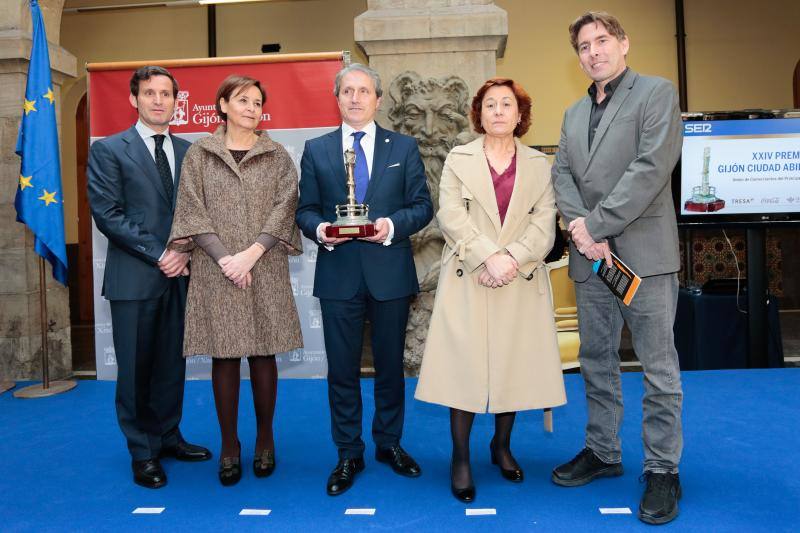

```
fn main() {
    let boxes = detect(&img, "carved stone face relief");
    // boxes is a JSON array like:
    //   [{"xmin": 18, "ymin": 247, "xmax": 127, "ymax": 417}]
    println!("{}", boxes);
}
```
[
  {"xmin": 388, "ymin": 72, "xmax": 471, "ymax": 212},
  {"xmin": 387, "ymin": 72, "xmax": 474, "ymax": 373}
]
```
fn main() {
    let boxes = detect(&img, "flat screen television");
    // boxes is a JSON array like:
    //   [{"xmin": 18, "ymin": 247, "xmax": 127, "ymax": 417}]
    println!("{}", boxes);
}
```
[{"xmin": 672, "ymin": 110, "xmax": 800, "ymax": 227}]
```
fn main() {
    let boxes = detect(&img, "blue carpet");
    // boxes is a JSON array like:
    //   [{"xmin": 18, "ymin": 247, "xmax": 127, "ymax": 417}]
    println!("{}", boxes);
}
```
[{"xmin": 1, "ymin": 370, "xmax": 799, "ymax": 532}]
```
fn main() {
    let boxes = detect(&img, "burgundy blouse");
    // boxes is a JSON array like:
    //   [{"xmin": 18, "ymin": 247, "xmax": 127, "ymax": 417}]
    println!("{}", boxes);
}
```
[{"xmin": 488, "ymin": 153, "xmax": 517, "ymax": 225}]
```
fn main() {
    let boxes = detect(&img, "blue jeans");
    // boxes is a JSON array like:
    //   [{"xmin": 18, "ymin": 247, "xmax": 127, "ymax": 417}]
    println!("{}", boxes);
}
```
[{"xmin": 574, "ymin": 272, "xmax": 683, "ymax": 473}]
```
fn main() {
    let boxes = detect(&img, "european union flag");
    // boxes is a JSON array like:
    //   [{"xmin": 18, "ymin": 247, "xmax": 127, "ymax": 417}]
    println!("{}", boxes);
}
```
[{"xmin": 15, "ymin": 0, "xmax": 68, "ymax": 285}]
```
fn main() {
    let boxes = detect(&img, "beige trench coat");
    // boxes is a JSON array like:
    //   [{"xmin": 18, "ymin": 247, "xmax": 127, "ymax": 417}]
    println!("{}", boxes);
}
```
[
  {"xmin": 169, "ymin": 126, "xmax": 303, "ymax": 358},
  {"xmin": 415, "ymin": 137, "xmax": 566, "ymax": 413}
]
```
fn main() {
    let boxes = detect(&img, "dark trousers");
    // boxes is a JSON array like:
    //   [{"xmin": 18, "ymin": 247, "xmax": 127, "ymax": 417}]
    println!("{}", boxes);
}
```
[
  {"xmin": 110, "ymin": 280, "xmax": 187, "ymax": 461},
  {"xmin": 320, "ymin": 277, "xmax": 410, "ymax": 459}
]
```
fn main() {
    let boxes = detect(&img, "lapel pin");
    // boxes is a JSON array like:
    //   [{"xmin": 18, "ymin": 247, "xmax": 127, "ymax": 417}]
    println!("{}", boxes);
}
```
[{"xmin": 385, "ymin": 138, "xmax": 390, "ymax": 143}]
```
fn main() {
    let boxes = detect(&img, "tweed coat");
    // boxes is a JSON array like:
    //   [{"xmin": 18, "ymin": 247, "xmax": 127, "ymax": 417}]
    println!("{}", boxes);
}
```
[
  {"xmin": 169, "ymin": 126, "xmax": 303, "ymax": 358},
  {"xmin": 415, "ymin": 137, "xmax": 566, "ymax": 413}
]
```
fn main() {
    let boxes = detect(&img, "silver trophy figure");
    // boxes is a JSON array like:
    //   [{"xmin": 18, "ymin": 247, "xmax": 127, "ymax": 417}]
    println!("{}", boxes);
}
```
[{"xmin": 326, "ymin": 148, "xmax": 376, "ymax": 237}]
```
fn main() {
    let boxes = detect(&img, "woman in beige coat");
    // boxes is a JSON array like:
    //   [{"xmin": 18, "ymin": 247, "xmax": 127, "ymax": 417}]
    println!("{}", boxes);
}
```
[
  {"xmin": 415, "ymin": 78, "xmax": 566, "ymax": 502},
  {"xmin": 169, "ymin": 75, "xmax": 303, "ymax": 486}
]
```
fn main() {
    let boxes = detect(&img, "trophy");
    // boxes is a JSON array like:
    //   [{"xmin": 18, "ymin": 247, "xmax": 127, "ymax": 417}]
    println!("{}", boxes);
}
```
[
  {"xmin": 684, "ymin": 146, "xmax": 725, "ymax": 212},
  {"xmin": 325, "ymin": 148, "xmax": 376, "ymax": 238}
]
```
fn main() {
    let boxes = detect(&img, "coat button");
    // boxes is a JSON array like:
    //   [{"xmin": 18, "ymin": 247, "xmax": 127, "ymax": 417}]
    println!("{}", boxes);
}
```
[{"xmin": 456, "ymin": 269, "xmax": 463, "ymax": 277}]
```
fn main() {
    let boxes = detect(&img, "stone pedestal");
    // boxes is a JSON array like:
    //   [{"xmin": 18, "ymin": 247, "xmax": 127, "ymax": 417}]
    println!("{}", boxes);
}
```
[
  {"xmin": 0, "ymin": 0, "xmax": 76, "ymax": 381},
  {"xmin": 355, "ymin": 0, "xmax": 507, "ymax": 373}
]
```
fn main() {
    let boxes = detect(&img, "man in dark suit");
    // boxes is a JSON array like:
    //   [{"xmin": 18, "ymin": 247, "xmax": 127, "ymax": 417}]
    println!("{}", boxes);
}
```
[
  {"xmin": 550, "ymin": 12, "xmax": 684, "ymax": 525},
  {"xmin": 296, "ymin": 63, "xmax": 433, "ymax": 496},
  {"xmin": 88, "ymin": 66, "xmax": 211, "ymax": 489}
]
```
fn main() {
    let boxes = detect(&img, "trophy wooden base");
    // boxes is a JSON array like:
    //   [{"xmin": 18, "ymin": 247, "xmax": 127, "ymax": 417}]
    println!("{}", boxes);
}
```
[
  {"xmin": 685, "ymin": 199, "xmax": 726, "ymax": 212},
  {"xmin": 326, "ymin": 223, "xmax": 376, "ymax": 238}
]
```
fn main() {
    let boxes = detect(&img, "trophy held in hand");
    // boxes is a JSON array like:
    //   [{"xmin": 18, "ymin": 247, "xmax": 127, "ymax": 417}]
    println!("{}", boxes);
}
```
[{"xmin": 325, "ymin": 148, "xmax": 376, "ymax": 238}]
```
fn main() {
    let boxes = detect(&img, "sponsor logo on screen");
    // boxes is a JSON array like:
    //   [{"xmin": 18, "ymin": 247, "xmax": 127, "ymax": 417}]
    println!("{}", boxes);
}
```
[{"xmin": 685, "ymin": 123, "xmax": 712, "ymax": 134}]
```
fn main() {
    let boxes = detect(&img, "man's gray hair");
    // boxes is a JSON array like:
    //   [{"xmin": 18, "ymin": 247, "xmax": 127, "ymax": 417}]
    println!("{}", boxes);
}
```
[{"xmin": 333, "ymin": 63, "xmax": 383, "ymax": 98}]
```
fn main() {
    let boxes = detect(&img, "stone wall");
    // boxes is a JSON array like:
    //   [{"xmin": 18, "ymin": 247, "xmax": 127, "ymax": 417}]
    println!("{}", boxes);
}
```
[{"xmin": 0, "ymin": 0, "xmax": 76, "ymax": 380}]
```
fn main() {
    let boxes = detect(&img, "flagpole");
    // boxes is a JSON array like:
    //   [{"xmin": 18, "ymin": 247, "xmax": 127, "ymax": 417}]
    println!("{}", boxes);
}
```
[
  {"xmin": 13, "ymin": 258, "xmax": 76, "ymax": 399},
  {"xmin": 13, "ymin": 0, "xmax": 75, "ymax": 399}
]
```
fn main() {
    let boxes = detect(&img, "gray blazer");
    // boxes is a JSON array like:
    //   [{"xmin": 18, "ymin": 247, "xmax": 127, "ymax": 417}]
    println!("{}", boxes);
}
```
[{"xmin": 552, "ymin": 69, "xmax": 683, "ymax": 282}]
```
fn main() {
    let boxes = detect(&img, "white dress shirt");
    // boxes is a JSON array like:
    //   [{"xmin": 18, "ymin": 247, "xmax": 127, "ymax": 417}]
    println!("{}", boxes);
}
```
[
  {"xmin": 135, "ymin": 120, "xmax": 176, "ymax": 181},
  {"xmin": 316, "ymin": 121, "xmax": 394, "ymax": 247},
  {"xmin": 341, "ymin": 121, "xmax": 376, "ymax": 176}
]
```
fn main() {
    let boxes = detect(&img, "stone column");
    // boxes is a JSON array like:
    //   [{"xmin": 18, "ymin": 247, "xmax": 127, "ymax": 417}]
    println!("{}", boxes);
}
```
[
  {"xmin": 0, "ymin": 0, "xmax": 76, "ymax": 380},
  {"xmin": 356, "ymin": 0, "xmax": 507, "ymax": 116},
  {"xmin": 355, "ymin": 0, "xmax": 507, "ymax": 373}
]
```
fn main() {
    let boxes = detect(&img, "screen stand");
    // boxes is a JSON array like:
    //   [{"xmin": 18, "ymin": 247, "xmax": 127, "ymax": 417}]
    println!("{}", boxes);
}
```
[
  {"xmin": 683, "ymin": 228, "xmax": 694, "ymax": 286},
  {"xmin": 746, "ymin": 228, "xmax": 769, "ymax": 368}
]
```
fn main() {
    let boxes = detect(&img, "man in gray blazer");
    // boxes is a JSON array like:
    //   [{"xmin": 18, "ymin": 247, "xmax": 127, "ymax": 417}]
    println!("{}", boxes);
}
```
[{"xmin": 550, "ymin": 12, "xmax": 684, "ymax": 525}]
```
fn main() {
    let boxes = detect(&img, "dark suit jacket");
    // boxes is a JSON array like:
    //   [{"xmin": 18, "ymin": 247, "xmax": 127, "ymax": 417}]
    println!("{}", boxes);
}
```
[
  {"xmin": 552, "ymin": 69, "xmax": 683, "ymax": 281},
  {"xmin": 296, "ymin": 124, "xmax": 433, "ymax": 301},
  {"xmin": 88, "ymin": 125, "xmax": 190, "ymax": 300}
]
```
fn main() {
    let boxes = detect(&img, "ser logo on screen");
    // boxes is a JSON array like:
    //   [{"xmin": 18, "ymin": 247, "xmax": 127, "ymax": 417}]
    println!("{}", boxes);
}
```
[{"xmin": 685, "ymin": 123, "xmax": 712, "ymax": 134}]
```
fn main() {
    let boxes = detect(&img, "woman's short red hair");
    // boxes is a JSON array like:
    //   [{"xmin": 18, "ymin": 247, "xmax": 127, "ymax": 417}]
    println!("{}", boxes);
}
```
[{"xmin": 470, "ymin": 77, "xmax": 532, "ymax": 137}]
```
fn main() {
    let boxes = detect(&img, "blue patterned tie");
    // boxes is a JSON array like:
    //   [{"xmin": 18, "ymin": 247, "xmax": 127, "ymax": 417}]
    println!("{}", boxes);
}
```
[{"xmin": 351, "ymin": 131, "xmax": 369, "ymax": 203}]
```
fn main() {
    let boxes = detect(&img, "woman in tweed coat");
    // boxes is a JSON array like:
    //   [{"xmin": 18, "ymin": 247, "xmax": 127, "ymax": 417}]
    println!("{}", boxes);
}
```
[{"xmin": 169, "ymin": 75, "xmax": 303, "ymax": 486}]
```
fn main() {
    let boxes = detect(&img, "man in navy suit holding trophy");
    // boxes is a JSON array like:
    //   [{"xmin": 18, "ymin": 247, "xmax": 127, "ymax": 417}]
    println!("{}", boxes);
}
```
[{"xmin": 296, "ymin": 63, "xmax": 433, "ymax": 496}]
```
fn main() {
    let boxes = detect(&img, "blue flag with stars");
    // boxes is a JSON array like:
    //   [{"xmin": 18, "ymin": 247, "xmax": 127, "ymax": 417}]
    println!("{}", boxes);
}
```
[{"xmin": 15, "ymin": 0, "xmax": 68, "ymax": 285}]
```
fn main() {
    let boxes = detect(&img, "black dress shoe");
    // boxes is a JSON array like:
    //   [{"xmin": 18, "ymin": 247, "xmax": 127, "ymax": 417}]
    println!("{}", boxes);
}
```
[
  {"xmin": 375, "ymin": 445, "xmax": 421, "ymax": 477},
  {"xmin": 253, "ymin": 449, "xmax": 275, "ymax": 478},
  {"xmin": 450, "ymin": 463, "xmax": 475, "ymax": 503},
  {"xmin": 638, "ymin": 472, "xmax": 682, "ymax": 525},
  {"xmin": 132, "ymin": 459, "xmax": 167, "ymax": 489},
  {"xmin": 551, "ymin": 447, "xmax": 623, "ymax": 487},
  {"xmin": 490, "ymin": 441, "xmax": 523, "ymax": 482},
  {"xmin": 161, "ymin": 439, "xmax": 212, "ymax": 462},
  {"xmin": 326, "ymin": 457, "xmax": 365, "ymax": 496}
]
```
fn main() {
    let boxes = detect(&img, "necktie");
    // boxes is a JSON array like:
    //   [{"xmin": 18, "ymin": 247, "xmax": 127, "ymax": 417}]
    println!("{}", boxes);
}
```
[
  {"xmin": 152, "ymin": 134, "xmax": 174, "ymax": 201},
  {"xmin": 351, "ymin": 131, "xmax": 369, "ymax": 204}
]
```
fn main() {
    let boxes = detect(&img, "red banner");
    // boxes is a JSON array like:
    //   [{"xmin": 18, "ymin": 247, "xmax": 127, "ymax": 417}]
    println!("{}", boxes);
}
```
[
  {"xmin": 88, "ymin": 54, "xmax": 344, "ymax": 380},
  {"xmin": 88, "ymin": 57, "xmax": 343, "ymax": 137}
]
